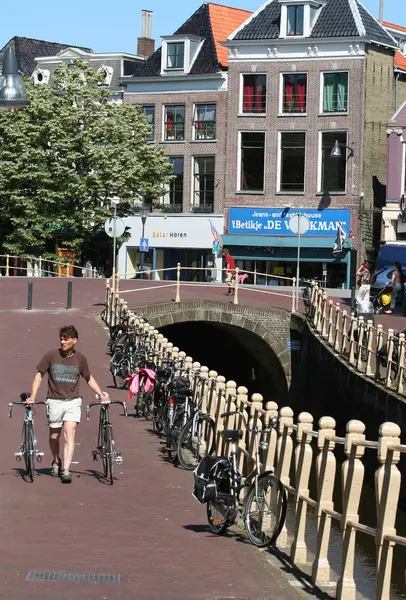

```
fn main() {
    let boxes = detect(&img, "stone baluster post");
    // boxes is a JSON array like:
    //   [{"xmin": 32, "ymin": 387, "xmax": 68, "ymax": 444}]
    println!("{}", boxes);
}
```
[
  {"xmin": 184, "ymin": 356, "xmax": 193, "ymax": 370},
  {"xmin": 165, "ymin": 342, "xmax": 173, "ymax": 361},
  {"xmin": 334, "ymin": 303, "xmax": 342, "ymax": 351},
  {"xmin": 105, "ymin": 282, "xmax": 111, "ymax": 324},
  {"xmin": 312, "ymin": 285, "xmax": 320, "ymax": 328},
  {"xmin": 312, "ymin": 416, "xmax": 336, "ymax": 586},
  {"xmin": 375, "ymin": 422, "xmax": 402, "ymax": 600},
  {"xmin": 327, "ymin": 301, "xmax": 335, "ymax": 345},
  {"xmin": 340, "ymin": 310, "xmax": 348, "ymax": 355},
  {"xmin": 276, "ymin": 406, "xmax": 294, "ymax": 548},
  {"xmin": 247, "ymin": 393, "xmax": 263, "ymax": 461},
  {"xmin": 291, "ymin": 412, "xmax": 314, "ymax": 565},
  {"xmin": 336, "ymin": 420, "xmax": 366, "ymax": 600},
  {"xmin": 385, "ymin": 329, "xmax": 395, "ymax": 388},
  {"xmin": 348, "ymin": 313, "xmax": 357, "ymax": 366},
  {"xmin": 356, "ymin": 316, "xmax": 365, "ymax": 372},
  {"xmin": 263, "ymin": 401, "xmax": 279, "ymax": 472},
  {"xmin": 375, "ymin": 324, "xmax": 384, "ymax": 380},
  {"xmin": 364, "ymin": 319, "xmax": 374, "ymax": 377},
  {"xmin": 396, "ymin": 332, "xmax": 405, "ymax": 394},
  {"xmin": 321, "ymin": 292, "xmax": 329, "ymax": 338}
]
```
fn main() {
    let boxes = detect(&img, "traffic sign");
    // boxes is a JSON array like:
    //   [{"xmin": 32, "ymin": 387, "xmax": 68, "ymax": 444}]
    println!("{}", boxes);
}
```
[
  {"xmin": 212, "ymin": 242, "xmax": 220, "ymax": 255},
  {"xmin": 140, "ymin": 238, "xmax": 149, "ymax": 252},
  {"xmin": 104, "ymin": 217, "xmax": 125, "ymax": 238},
  {"xmin": 289, "ymin": 214, "xmax": 310, "ymax": 235}
]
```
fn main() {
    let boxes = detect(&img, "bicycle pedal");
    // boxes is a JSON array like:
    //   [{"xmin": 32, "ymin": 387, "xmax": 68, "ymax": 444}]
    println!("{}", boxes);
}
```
[
  {"xmin": 115, "ymin": 455, "xmax": 123, "ymax": 464},
  {"xmin": 14, "ymin": 452, "xmax": 22, "ymax": 461},
  {"xmin": 92, "ymin": 451, "xmax": 98, "ymax": 461},
  {"xmin": 36, "ymin": 454, "xmax": 43, "ymax": 463}
]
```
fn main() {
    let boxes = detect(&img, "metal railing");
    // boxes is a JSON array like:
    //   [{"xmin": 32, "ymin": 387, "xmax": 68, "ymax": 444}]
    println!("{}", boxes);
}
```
[
  {"xmin": 106, "ymin": 263, "xmax": 296, "ymax": 313},
  {"xmin": 309, "ymin": 283, "xmax": 406, "ymax": 396},
  {"xmin": 0, "ymin": 254, "xmax": 99, "ymax": 279},
  {"xmin": 103, "ymin": 295, "xmax": 406, "ymax": 600}
]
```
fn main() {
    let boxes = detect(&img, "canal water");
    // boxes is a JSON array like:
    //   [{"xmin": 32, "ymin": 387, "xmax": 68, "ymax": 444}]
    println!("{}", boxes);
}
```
[{"xmin": 160, "ymin": 321, "xmax": 406, "ymax": 600}]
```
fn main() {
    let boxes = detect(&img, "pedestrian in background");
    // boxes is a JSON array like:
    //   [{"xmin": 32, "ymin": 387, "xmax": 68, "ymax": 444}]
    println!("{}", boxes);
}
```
[
  {"xmin": 355, "ymin": 260, "xmax": 371, "ymax": 309},
  {"xmin": 222, "ymin": 248, "xmax": 236, "ymax": 296},
  {"xmin": 385, "ymin": 262, "xmax": 405, "ymax": 314}
]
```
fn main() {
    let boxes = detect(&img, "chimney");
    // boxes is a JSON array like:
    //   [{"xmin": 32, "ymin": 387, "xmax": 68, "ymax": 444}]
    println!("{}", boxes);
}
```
[{"xmin": 137, "ymin": 10, "xmax": 155, "ymax": 58}]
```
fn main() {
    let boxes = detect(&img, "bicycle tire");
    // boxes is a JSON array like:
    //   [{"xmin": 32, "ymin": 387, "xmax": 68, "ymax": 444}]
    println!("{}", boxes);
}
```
[
  {"xmin": 103, "ymin": 423, "xmax": 114, "ymax": 485},
  {"xmin": 134, "ymin": 379, "xmax": 146, "ymax": 418},
  {"xmin": 177, "ymin": 416, "xmax": 215, "ymax": 471},
  {"xmin": 244, "ymin": 472, "xmax": 287, "ymax": 548},
  {"xmin": 206, "ymin": 499, "xmax": 232, "ymax": 534},
  {"xmin": 24, "ymin": 422, "xmax": 35, "ymax": 482},
  {"xmin": 112, "ymin": 358, "xmax": 130, "ymax": 389},
  {"xmin": 142, "ymin": 389, "xmax": 155, "ymax": 420}
]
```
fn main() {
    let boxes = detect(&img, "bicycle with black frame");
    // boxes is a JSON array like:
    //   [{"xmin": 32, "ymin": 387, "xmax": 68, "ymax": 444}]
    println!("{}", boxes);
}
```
[
  {"xmin": 193, "ymin": 410, "xmax": 287, "ymax": 548},
  {"xmin": 86, "ymin": 396, "xmax": 128, "ymax": 485},
  {"xmin": 8, "ymin": 392, "xmax": 47, "ymax": 482}
]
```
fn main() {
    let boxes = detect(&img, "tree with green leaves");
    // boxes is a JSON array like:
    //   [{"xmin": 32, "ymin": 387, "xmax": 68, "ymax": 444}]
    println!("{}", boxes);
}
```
[{"xmin": 0, "ymin": 59, "xmax": 172, "ymax": 257}]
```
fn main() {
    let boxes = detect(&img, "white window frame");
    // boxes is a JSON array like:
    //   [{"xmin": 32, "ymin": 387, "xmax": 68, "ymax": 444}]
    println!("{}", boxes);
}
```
[
  {"xmin": 319, "ymin": 70, "xmax": 349, "ymax": 115},
  {"xmin": 192, "ymin": 103, "xmax": 217, "ymax": 141},
  {"xmin": 279, "ymin": 72, "xmax": 308, "ymax": 116},
  {"xmin": 237, "ymin": 130, "xmax": 266, "ymax": 193},
  {"xmin": 277, "ymin": 131, "xmax": 307, "ymax": 193},
  {"xmin": 161, "ymin": 36, "xmax": 204, "ymax": 75},
  {"xmin": 317, "ymin": 130, "xmax": 348, "ymax": 193},
  {"xmin": 162, "ymin": 156, "xmax": 184, "ymax": 206},
  {"xmin": 192, "ymin": 155, "xmax": 216, "ymax": 208},
  {"xmin": 239, "ymin": 73, "xmax": 268, "ymax": 115}
]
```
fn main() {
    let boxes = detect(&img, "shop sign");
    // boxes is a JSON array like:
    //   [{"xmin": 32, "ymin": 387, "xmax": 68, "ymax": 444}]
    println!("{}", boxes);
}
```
[
  {"xmin": 152, "ymin": 232, "xmax": 187, "ymax": 238},
  {"xmin": 228, "ymin": 208, "xmax": 350, "ymax": 237}
]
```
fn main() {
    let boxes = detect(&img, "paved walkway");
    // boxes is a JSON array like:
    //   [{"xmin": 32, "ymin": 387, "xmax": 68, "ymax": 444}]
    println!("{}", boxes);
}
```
[{"xmin": 0, "ymin": 278, "xmax": 303, "ymax": 600}]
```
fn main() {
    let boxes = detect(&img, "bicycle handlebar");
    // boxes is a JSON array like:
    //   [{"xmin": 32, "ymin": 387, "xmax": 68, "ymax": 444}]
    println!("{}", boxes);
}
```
[
  {"xmin": 86, "ymin": 400, "xmax": 128, "ymax": 420},
  {"xmin": 8, "ymin": 400, "xmax": 46, "ymax": 418}
]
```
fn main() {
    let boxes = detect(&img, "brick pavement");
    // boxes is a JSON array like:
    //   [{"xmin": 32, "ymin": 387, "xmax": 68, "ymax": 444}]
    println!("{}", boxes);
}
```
[{"xmin": 0, "ymin": 278, "xmax": 304, "ymax": 600}]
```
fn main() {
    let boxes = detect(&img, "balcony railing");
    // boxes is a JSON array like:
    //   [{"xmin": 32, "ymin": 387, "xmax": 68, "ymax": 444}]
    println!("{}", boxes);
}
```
[
  {"xmin": 193, "ymin": 121, "xmax": 216, "ymax": 140},
  {"xmin": 191, "ymin": 204, "xmax": 214, "ymax": 213}
]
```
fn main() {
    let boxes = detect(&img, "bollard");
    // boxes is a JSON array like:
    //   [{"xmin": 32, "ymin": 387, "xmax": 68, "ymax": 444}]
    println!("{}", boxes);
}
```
[
  {"xmin": 27, "ymin": 281, "xmax": 33, "ymax": 310},
  {"xmin": 66, "ymin": 281, "xmax": 72, "ymax": 310}
]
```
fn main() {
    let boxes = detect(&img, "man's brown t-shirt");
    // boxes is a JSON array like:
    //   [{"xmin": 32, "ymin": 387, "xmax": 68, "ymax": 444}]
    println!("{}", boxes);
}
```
[{"xmin": 36, "ymin": 349, "xmax": 91, "ymax": 400}]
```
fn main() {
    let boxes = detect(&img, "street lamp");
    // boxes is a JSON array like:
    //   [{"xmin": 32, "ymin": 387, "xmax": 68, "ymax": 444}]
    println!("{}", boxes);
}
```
[
  {"xmin": 330, "ymin": 140, "xmax": 354, "ymax": 160},
  {"xmin": 110, "ymin": 199, "xmax": 120, "ymax": 281},
  {"xmin": 139, "ymin": 202, "xmax": 150, "ymax": 279},
  {"xmin": 0, "ymin": 45, "xmax": 30, "ymax": 108}
]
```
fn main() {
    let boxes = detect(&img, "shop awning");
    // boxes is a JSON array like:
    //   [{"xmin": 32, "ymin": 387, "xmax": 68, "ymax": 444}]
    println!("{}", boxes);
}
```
[{"xmin": 221, "ymin": 234, "xmax": 350, "ymax": 249}]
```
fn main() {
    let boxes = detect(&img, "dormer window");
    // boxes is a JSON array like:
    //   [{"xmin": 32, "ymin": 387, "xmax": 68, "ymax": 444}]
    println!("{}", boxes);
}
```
[
  {"xmin": 167, "ymin": 42, "xmax": 184, "ymax": 69},
  {"xmin": 161, "ymin": 35, "xmax": 204, "ymax": 75},
  {"xmin": 287, "ymin": 5, "xmax": 304, "ymax": 36}
]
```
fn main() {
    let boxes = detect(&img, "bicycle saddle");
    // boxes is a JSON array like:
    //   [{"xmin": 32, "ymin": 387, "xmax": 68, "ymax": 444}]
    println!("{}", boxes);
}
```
[{"xmin": 221, "ymin": 429, "xmax": 244, "ymax": 442}]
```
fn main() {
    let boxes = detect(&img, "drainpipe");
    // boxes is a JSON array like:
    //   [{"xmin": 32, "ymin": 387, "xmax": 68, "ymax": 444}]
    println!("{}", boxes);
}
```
[{"xmin": 395, "ymin": 72, "xmax": 400, "ymax": 112}]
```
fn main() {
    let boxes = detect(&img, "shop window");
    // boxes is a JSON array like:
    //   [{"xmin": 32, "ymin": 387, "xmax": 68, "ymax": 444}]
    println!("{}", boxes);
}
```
[
  {"xmin": 279, "ymin": 132, "xmax": 306, "ymax": 192},
  {"xmin": 167, "ymin": 42, "xmax": 184, "ymax": 69},
  {"xmin": 141, "ymin": 105, "xmax": 155, "ymax": 140},
  {"xmin": 320, "ymin": 131, "xmax": 347, "ymax": 193},
  {"xmin": 163, "ymin": 157, "xmax": 184, "ymax": 211},
  {"xmin": 164, "ymin": 105, "xmax": 185, "ymax": 141},
  {"xmin": 323, "ymin": 72, "xmax": 348, "ymax": 113},
  {"xmin": 287, "ymin": 5, "xmax": 304, "ymax": 36},
  {"xmin": 242, "ymin": 74, "xmax": 267, "ymax": 114},
  {"xmin": 193, "ymin": 156, "xmax": 214, "ymax": 211},
  {"xmin": 193, "ymin": 103, "xmax": 216, "ymax": 140},
  {"xmin": 239, "ymin": 132, "xmax": 265, "ymax": 192},
  {"xmin": 282, "ymin": 74, "xmax": 307, "ymax": 113}
]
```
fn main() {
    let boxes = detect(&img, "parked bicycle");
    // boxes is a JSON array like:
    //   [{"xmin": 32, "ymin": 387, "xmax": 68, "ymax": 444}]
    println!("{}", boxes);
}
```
[
  {"xmin": 87, "ymin": 397, "xmax": 128, "ymax": 485},
  {"xmin": 193, "ymin": 410, "xmax": 287, "ymax": 548},
  {"xmin": 8, "ymin": 392, "xmax": 47, "ymax": 482}
]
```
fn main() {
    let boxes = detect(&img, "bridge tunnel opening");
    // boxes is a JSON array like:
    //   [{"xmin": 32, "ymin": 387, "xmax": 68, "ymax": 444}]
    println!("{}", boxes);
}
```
[{"xmin": 159, "ymin": 320, "xmax": 289, "ymax": 404}]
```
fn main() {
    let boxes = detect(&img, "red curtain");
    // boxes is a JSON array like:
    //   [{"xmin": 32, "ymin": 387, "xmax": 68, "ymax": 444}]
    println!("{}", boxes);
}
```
[
  {"xmin": 167, "ymin": 112, "xmax": 173, "ymax": 133},
  {"xmin": 297, "ymin": 80, "xmax": 306, "ymax": 112},
  {"xmin": 284, "ymin": 78, "xmax": 294, "ymax": 110},
  {"xmin": 256, "ymin": 84, "xmax": 264, "ymax": 112},
  {"xmin": 243, "ymin": 77, "xmax": 254, "ymax": 112}
]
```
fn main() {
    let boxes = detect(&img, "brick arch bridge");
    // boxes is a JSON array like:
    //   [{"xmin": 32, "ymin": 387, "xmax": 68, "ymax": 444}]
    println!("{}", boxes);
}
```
[{"xmin": 129, "ymin": 299, "xmax": 297, "ymax": 395}]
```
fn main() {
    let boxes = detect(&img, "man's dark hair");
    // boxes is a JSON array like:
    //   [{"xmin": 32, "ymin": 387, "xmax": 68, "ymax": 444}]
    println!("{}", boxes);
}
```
[{"xmin": 59, "ymin": 325, "xmax": 78, "ymax": 339}]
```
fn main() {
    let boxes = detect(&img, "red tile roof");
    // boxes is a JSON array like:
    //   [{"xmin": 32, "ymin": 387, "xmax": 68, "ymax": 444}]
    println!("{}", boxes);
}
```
[
  {"xmin": 383, "ymin": 20, "xmax": 406, "ymax": 33},
  {"xmin": 208, "ymin": 3, "xmax": 252, "ymax": 68},
  {"xmin": 395, "ymin": 50, "xmax": 406, "ymax": 72}
]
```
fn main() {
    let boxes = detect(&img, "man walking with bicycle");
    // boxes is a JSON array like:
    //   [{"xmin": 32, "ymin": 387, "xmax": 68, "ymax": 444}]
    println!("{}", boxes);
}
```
[{"xmin": 27, "ymin": 325, "xmax": 109, "ymax": 483}]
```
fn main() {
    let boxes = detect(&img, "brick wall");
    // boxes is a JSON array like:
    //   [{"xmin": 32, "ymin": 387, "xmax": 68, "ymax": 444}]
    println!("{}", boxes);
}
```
[
  {"xmin": 125, "ymin": 91, "xmax": 228, "ymax": 213},
  {"xmin": 223, "ymin": 58, "xmax": 365, "ymax": 252}
]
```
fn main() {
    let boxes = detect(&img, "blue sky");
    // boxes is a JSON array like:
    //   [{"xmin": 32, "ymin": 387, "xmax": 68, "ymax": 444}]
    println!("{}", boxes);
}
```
[{"xmin": 0, "ymin": 0, "xmax": 403, "ymax": 54}]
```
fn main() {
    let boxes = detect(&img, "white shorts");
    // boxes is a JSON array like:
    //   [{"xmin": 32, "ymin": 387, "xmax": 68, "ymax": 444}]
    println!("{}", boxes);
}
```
[{"xmin": 46, "ymin": 398, "xmax": 82, "ymax": 428}]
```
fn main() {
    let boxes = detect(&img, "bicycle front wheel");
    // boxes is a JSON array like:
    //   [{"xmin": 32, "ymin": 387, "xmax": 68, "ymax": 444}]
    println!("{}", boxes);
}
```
[
  {"xmin": 177, "ymin": 416, "xmax": 215, "ymax": 471},
  {"xmin": 112, "ymin": 358, "xmax": 130, "ymax": 389},
  {"xmin": 24, "ymin": 423, "xmax": 35, "ymax": 482},
  {"xmin": 102, "ymin": 424, "xmax": 114, "ymax": 485},
  {"xmin": 244, "ymin": 472, "xmax": 287, "ymax": 548}
]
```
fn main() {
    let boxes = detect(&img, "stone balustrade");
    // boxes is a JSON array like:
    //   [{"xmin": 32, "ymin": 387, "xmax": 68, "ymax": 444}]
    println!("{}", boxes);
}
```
[{"xmin": 104, "ymin": 281, "xmax": 406, "ymax": 599}]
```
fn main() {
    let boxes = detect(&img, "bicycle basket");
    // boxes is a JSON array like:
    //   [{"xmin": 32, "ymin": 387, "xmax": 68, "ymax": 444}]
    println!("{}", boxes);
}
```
[{"xmin": 192, "ymin": 456, "xmax": 230, "ymax": 504}]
